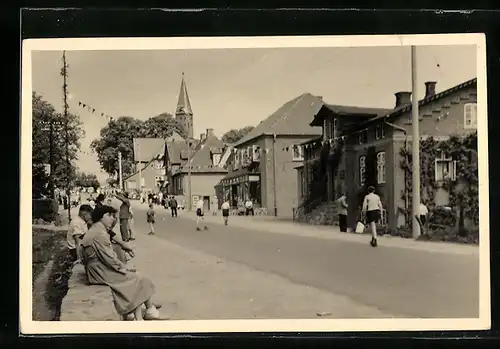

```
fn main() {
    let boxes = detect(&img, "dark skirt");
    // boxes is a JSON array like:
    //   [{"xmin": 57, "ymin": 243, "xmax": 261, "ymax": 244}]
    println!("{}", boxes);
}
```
[
  {"xmin": 196, "ymin": 208, "xmax": 204, "ymax": 217},
  {"xmin": 366, "ymin": 210, "xmax": 380, "ymax": 224},
  {"xmin": 222, "ymin": 209, "xmax": 229, "ymax": 217}
]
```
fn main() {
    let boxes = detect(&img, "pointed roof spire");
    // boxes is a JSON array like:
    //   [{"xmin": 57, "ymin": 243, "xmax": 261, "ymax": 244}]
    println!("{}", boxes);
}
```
[{"xmin": 176, "ymin": 72, "xmax": 193, "ymax": 115}]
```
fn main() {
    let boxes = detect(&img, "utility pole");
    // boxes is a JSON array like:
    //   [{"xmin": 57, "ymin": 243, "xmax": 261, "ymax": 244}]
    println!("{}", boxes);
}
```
[
  {"xmin": 137, "ymin": 142, "xmax": 143, "ymax": 192},
  {"xmin": 118, "ymin": 151, "xmax": 123, "ymax": 191},
  {"xmin": 187, "ymin": 138, "xmax": 192, "ymax": 211},
  {"xmin": 61, "ymin": 50, "xmax": 71, "ymax": 222},
  {"xmin": 272, "ymin": 133, "xmax": 278, "ymax": 216},
  {"xmin": 411, "ymin": 45, "xmax": 421, "ymax": 239}
]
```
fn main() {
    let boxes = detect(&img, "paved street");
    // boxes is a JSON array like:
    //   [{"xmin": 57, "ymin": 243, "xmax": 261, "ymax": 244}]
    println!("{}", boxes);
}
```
[{"xmin": 124, "ymin": 200, "xmax": 479, "ymax": 319}]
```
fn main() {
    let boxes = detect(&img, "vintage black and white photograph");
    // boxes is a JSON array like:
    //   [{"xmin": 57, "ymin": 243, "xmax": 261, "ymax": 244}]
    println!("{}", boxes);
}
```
[{"xmin": 21, "ymin": 34, "xmax": 489, "ymax": 334}]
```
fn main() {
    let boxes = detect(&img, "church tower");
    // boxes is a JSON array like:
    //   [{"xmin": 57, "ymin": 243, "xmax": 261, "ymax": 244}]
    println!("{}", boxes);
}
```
[{"xmin": 175, "ymin": 72, "xmax": 194, "ymax": 139}]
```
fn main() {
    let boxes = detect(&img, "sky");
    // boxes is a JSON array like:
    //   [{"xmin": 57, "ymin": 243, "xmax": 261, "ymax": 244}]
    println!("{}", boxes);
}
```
[{"xmin": 31, "ymin": 45, "xmax": 477, "ymax": 183}]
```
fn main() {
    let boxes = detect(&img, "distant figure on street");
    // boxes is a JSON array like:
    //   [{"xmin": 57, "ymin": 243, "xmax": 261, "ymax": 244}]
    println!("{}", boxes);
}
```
[
  {"xmin": 114, "ymin": 191, "xmax": 131, "ymax": 242},
  {"xmin": 147, "ymin": 204, "xmax": 156, "ymax": 235},
  {"xmin": 211, "ymin": 196, "xmax": 218, "ymax": 216},
  {"xmin": 362, "ymin": 186, "xmax": 383, "ymax": 247},
  {"xmin": 336, "ymin": 193, "xmax": 348, "ymax": 232},
  {"xmin": 416, "ymin": 201, "xmax": 429, "ymax": 235},
  {"xmin": 245, "ymin": 198, "xmax": 254, "ymax": 216},
  {"xmin": 221, "ymin": 199, "xmax": 230, "ymax": 226},
  {"xmin": 67, "ymin": 204, "xmax": 93, "ymax": 263},
  {"xmin": 95, "ymin": 194, "xmax": 105, "ymax": 209},
  {"xmin": 158, "ymin": 191, "xmax": 164, "ymax": 207},
  {"xmin": 196, "ymin": 197, "xmax": 208, "ymax": 231},
  {"xmin": 170, "ymin": 196, "xmax": 178, "ymax": 217},
  {"xmin": 148, "ymin": 193, "xmax": 153, "ymax": 205},
  {"xmin": 128, "ymin": 207, "xmax": 135, "ymax": 241}
]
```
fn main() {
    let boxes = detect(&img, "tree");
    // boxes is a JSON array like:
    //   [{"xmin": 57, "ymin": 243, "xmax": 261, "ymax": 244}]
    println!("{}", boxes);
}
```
[
  {"xmin": 74, "ymin": 172, "xmax": 100, "ymax": 190},
  {"xmin": 32, "ymin": 92, "xmax": 85, "ymax": 198},
  {"xmin": 91, "ymin": 113, "xmax": 185, "ymax": 177},
  {"xmin": 221, "ymin": 126, "xmax": 255, "ymax": 144}
]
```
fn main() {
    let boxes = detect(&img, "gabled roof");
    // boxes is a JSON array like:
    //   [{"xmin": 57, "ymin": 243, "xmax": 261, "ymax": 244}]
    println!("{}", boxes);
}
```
[
  {"xmin": 310, "ymin": 104, "xmax": 392, "ymax": 126},
  {"xmin": 175, "ymin": 72, "xmax": 193, "ymax": 115},
  {"xmin": 133, "ymin": 138, "xmax": 165, "ymax": 162},
  {"xmin": 357, "ymin": 77, "xmax": 477, "ymax": 129},
  {"xmin": 165, "ymin": 140, "xmax": 193, "ymax": 166},
  {"xmin": 233, "ymin": 93, "xmax": 324, "ymax": 147}
]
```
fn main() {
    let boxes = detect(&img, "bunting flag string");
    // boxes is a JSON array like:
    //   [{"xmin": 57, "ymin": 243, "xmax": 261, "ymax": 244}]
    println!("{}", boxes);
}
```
[{"xmin": 77, "ymin": 100, "xmax": 114, "ymax": 122}]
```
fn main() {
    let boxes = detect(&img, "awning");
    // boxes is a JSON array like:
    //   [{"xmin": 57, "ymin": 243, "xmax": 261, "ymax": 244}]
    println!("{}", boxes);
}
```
[{"xmin": 219, "ymin": 168, "xmax": 260, "ymax": 186}]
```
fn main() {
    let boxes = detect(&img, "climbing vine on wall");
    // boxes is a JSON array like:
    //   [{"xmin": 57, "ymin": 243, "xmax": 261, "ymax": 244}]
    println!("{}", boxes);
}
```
[
  {"xmin": 356, "ymin": 146, "xmax": 380, "ymax": 208},
  {"xmin": 399, "ymin": 132, "xmax": 478, "ymax": 231}
]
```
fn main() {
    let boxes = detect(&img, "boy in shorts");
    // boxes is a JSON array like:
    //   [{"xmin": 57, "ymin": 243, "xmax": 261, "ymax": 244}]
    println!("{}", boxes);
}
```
[
  {"xmin": 196, "ymin": 197, "xmax": 208, "ymax": 231},
  {"xmin": 221, "ymin": 199, "xmax": 230, "ymax": 226}
]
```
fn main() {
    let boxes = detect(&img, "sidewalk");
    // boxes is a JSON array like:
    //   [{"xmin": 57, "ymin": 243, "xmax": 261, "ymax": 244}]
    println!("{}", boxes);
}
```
[
  {"xmin": 131, "ymin": 201, "xmax": 479, "ymax": 256},
  {"xmin": 60, "ymin": 227, "xmax": 400, "ymax": 320}
]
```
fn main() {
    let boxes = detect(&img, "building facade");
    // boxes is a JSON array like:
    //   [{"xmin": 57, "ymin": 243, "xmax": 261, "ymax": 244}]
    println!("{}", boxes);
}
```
[
  {"xmin": 296, "ymin": 78, "xmax": 478, "ymax": 230},
  {"xmin": 216, "ymin": 93, "xmax": 323, "ymax": 218}
]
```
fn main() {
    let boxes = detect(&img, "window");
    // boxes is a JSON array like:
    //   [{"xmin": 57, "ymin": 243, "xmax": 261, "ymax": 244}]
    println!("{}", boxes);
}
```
[
  {"xmin": 359, "ymin": 156, "xmax": 366, "ymax": 186},
  {"xmin": 213, "ymin": 154, "xmax": 221, "ymax": 166},
  {"xmin": 154, "ymin": 160, "xmax": 164, "ymax": 169},
  {"xmin": 377, "ymin": 152, "xmax": 386, "ymax": 184},
  {"xmin": 358, "ymin": 129, "xmax": 368, "ymax": 144},
  {"xmin": 464, "ymin": 103, "xmax": 477, "ymax": 129},
  {"xmin": 324, "ymin": 119, "xmax": 335, "ymax": 140},
  {"xmin": 375, "ymin": 125, "xmax": 386, "ymax": 139},
  {"xmin": 435, "ymin": 152, "xmax": 457, "ymax": 181},
  {"xmin": 292, "ymin": 144, "xmax": 304, "ymax": 161}
]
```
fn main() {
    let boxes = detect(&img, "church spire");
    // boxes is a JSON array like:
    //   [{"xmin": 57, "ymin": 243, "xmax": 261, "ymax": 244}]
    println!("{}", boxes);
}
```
[
  {"xmin": 176, "ymin": 72, "xmax": 193, "ymax": 116},
  {"xmin": 175, "ymin": 72, "xmax": 194, "ymax": 139}
]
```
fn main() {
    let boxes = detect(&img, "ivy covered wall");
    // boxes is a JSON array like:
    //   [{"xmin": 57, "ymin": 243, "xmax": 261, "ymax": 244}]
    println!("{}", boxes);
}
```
[{"xmin": 399, "ymin": 132, "xmax": 478, "ymax": 233}]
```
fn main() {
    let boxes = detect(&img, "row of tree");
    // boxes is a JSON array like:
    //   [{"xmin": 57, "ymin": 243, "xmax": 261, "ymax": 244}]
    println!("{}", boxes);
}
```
[{"xmin": 91, "ymin": 116, "xmax": 254, "ymax": 179}]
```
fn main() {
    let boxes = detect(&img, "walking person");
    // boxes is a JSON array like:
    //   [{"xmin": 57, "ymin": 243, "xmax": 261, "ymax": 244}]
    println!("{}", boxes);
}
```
[
  {"xmin": 67, "ymin": 204, "xmax": 93, "ymax": 263},
  {"xmin": 170, "ymin": 196, "xmax": 178, "ymax": 217},
  {"xmin": 147, "ymin": 204, "xmax": 156, "ymax": 235},
  {"xmin": 195, "ymin": 197, "xmax": 208, "ymax": 231},
  {"xmin": 245, "ymin": 198, "xmax": 254, "ymax": 216},
  {"xmin": 416, "ymin": 201, "xmax": 429, "ymax": 236},
  {"xmin": 221, "ymin": 199, "xmax": 230, "ymax": 226},
  {"xmin": 336, "ymin": 193, "xmax": 348, "ymax": 232},
  {"xmin": 114, "ymin": 191, "xmax": 131, "ymax": 242},
  {"xmin": 211, "ymin": 196, "xmax": 218, "ymax": 216},
  {"xmin": 128, "ymin": 207, "xmax": 135, "ymax": 241},
  {"xmin": 362, "ymin": 186, "xmax": 383, "ymax": 247}
]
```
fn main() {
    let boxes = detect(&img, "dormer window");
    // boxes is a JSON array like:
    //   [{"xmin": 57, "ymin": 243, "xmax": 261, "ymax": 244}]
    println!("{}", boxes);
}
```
[
  {"xmin": 375, "ymin": 124, "xmax": 386, "ymax": 139},
  {"xmin": 213, "ymin": 153, "xmax": 221, "ymax": 166},
  {"xmin": 358, "ymin": 129, "xmax": 368, "ymax": 144},
  {"xmin": 324, "ymin": 118, "xmax": 335, "ymax": 140}
]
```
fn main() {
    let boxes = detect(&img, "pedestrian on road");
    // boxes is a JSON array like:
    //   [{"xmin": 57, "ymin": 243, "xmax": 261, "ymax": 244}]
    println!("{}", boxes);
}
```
[
  {"xmin": 80, "ymin": 205, "xmax": 163, "ymax": 321},
  {"xmin": 336, "ymin": 193, "xmax": 348, "ymax": 232},
  {"xmin": 221, "ymin": 199, "xmax": 230, "ymax": 226},
  {"xmin": 114, "ymin": 191, "xmax": 131, "ymax": 242},
  {"xmin": 67, "ymin": 204, "xmax": 93, "ymax": 263},
  {"xmin": 245, "ymin": 198, "xmax": 254, "ymax": 216},
  {"xmin": 128, "ymin": 207, "xmax": 136, "ymax": 241},
  {"xmin": 211, "ymin": 196, "xmax": 218, "ymax": 216},
  {"xmin": 416, "ymin": 201, "xmax": 429, "ymax": 235},
  {"xmin": 196, "ymin": 197, "xmax": 208, "ymax": 231},
  {"xmin": 170, "ymin": 196, "xmax": 178, "ymax": 217},
  {"xmin": 147, "ymin": 204, "xmax": 156, "ymax": 235},
  {"xmin": 362, "ymin": 186, "xmax": 383, "ymax": 247}
]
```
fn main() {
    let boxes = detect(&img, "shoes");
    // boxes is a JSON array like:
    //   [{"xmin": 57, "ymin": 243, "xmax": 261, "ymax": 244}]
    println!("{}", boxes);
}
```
[
  {"xmin": 129, "ymin": 237, "xmax": 136, "ymax": 241},
  {"xmin": 196, "ymin": 227, "xmax": 201, "ymax": 231},
  {"xmin": 148, "ymin": 232, "xmax": 155, "ymax": 235},
  {"xmin": 143, "ymin": 306, "xmax": 161, "ymax": 320},
  {"xmin": 370, "ymin": 237, "xmax": 378, "ymax": 247},
  {"xmin": 204, "ymin": 226, "xmax": 208, "ymax": 230}
]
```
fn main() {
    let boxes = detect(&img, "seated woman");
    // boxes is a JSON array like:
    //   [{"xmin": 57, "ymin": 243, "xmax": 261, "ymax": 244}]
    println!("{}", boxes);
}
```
[{"xmin": 80, "ymin": 205, "xmax": 162, "ymax": 321}]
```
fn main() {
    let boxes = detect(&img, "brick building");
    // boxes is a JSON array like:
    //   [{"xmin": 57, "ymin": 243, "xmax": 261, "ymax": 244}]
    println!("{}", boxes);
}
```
[
  {"xmin": 296, "ymin": 78, "xmax": 478, "ymax": 230},
  {"xmin": 215, "ymin": 93, "xmax": 323, "ymax": 218}
]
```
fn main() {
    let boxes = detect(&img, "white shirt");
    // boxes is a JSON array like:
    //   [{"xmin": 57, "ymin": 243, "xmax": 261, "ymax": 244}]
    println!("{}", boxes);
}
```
[
  {"xmin": 221, "ymin": 202, "xmax": 230, "ymax": 210},
  {"xmin": 419, "ymin": 203, "xmax": 429, "ymax": 216},
  {"xmin": 196, "ymin": 199, "xmax": 204, "ymax": 210},
  {"xmin": 67, "ymin": 215, "xmax": 88, "ymax": 249},
  {"xmin": 363, "ymin": 193, "xmax": 383, "ymax": 212},
  {"xmin": 245, "ymin": 200, "xmax": 253, "ymax": 209}
]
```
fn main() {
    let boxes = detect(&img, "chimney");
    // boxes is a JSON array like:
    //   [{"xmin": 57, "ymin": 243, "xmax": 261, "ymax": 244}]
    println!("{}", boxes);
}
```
[
  {"xmin": 425, "ymin": 81, "xmax": 437, "ymax": 98},
  {"xmin": 395, "ymin": 91, "xmax": 412, "ymax": 108},
  {"xmin": 206, "ymin": 128, "xmax": 214, "ymax": 137},
  {"xmin": 200, "ymin": 133, "xmax": 205, "ymax": 141}
]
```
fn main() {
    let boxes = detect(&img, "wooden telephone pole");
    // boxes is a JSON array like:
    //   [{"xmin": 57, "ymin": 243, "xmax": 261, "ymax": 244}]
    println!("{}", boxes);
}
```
[
  {"xmin": 411, "ymin": 46, "xmax": 421, "ymax": 239},
  {"xmin": 61, "ymin": 51, "xmax": 71, "ymax": 222}
]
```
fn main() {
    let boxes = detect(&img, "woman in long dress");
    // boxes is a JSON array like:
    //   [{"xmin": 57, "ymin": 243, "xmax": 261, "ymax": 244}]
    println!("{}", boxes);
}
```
[{"xmin": 80, "ymin": 205, "xmax": 162, "ymax": 321}]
